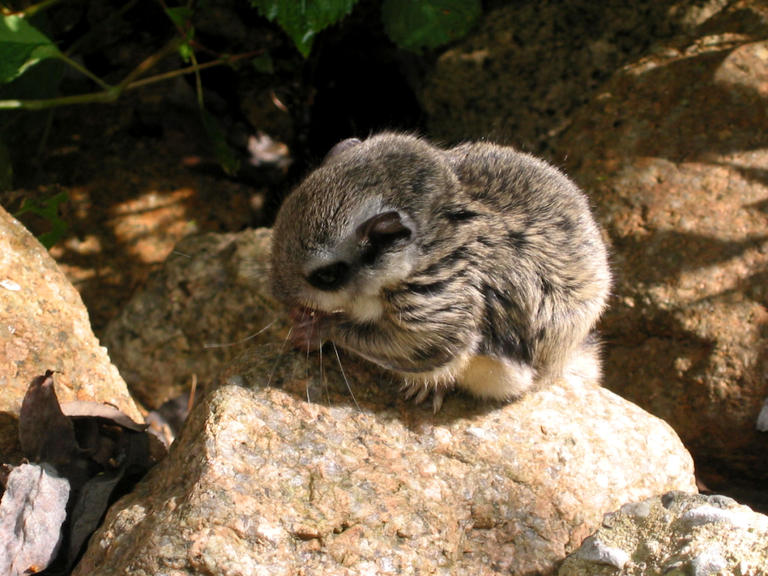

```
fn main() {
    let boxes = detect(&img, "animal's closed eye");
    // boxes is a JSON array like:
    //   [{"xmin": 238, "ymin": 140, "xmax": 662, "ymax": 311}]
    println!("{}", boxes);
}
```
[{"xmin": 307, "ymin": 261, "xmax": 350, "ymax": 291}]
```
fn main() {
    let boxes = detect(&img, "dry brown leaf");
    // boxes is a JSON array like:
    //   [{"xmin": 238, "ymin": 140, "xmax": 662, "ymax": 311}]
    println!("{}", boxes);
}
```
[
  {"xmin": 60, "ymin": 401, "xmax": 147, "ymax": 432},
  {"xmin": 18, "ymin": 371, "xmax": 78, "ymax": 469},
  {"xmin": 8, "ymin": 372, "xmax": 165, "ymax": 573}
]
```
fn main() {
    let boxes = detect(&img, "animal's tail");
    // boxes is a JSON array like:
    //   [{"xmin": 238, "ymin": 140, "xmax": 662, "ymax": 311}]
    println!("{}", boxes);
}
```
[{"xmin": 561, "ymin": 332, "xmax": 603, "ymax": 386}]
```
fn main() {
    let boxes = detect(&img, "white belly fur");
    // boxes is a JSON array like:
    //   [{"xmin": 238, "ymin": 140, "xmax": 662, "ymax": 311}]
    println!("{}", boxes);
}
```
[
  {"xmin": 401, "ymin": 353, "xmax": 537, "ymax": 400},
  {"xmin": 458, "ymin": 355, "xmax": 536, "ymax": 399}
]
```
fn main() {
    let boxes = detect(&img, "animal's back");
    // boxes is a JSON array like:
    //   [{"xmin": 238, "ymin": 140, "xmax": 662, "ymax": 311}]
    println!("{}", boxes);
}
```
[{"xmin": 441, "ymin": 141, "xmax": 611, "ymax": 387}]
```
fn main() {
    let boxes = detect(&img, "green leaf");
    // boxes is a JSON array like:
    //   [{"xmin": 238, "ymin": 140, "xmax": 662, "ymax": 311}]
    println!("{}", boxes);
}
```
[
  {"xmin": 165, "ymin": 6, "xmax": 195, "ymax": 62},
  {"xmin": 250, "ymin": 0, "xmax": 359, "ymax": 57},
  {"xmin": 165, "ymin": 6, "xmax": 194, "ymax": 29},
  {"xmin": 381, "ymin": 0, "xmax": 481, "ymax": 52},
  {"xmin": 251, "ymin": 53, "xmax": 274, "ymax": 74},
  {"xmin": 0, "ymin": 15, "xmax": 62, "ymax": 84},
  {"xmin": 200, "ymin": 110, "xmax": 240, "ymax": 176},
  {"xmin": 15, "ymin": 191, "xmax": 69, "ymax": 249},
  {"xmin": 178, "ymin": 41, "xmax": 194, "ymax": 63}
]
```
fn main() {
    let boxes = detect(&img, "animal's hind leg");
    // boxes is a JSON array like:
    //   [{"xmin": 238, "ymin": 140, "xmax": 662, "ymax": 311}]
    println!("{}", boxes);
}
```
[{"xmin": 458, "ymin": 355, "xmax": 537, "ymax": 400}]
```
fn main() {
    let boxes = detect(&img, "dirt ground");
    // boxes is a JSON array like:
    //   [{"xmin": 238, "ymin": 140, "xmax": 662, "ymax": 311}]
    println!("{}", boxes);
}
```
[{"xmin": 4, "ymin": 88, "xmax": 274, "ymax": 336}]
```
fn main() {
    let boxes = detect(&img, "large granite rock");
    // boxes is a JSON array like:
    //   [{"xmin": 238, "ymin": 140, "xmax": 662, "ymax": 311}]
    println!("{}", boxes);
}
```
[
  {"xmin": 77, "ymin": 228, "xmax": 696, "ymax": 575},
  {"xmin": 420, "ymin": 0, "xmax": 718, "ymax": 150},
  {"xmin": 103, "ymin": 228, "xmax": 275, "ymax": 409},
  {"xmin": 555, "ymin": 11, "xmax": 768, "ymax": 487},
  {"xmin": 0, "ymin": 205, "xmax": 142, "ymax": 463},
  {"xmin": 423, "ymin": 0, "xmax": 768, "ymax": 498},
  {"xmin": 560, "ymin": 491, "xmax": 768, "ymax": 575}
]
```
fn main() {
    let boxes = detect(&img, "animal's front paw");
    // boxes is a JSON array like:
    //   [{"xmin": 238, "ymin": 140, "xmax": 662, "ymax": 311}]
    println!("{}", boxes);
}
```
[{"xmin": 401, "ymin": 380, "xmax": 452, "ymax": 413}]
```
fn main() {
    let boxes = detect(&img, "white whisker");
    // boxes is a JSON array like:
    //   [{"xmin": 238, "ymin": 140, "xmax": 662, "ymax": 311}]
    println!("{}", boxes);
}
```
[
  {"xmin": 319, "ymin": 340, "xmax": 330, "ymax": 406},
  {"xmin": 305, "ymin": 330, "xmax": 312, "ymax": 403},
  {"xmin": 266, "ymin": 325, "xmax": 293, "ymax": 388},
  {"xmin": 204, "ymin": 318, "xmax": 278, "ymax": 349},
  {"xmin": 332, "ymin": 341, "xmax": 360, "ymax": 412}
]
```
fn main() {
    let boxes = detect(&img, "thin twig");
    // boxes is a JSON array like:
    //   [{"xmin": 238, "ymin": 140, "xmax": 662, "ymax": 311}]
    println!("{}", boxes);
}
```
[
  {"xmin": 0, "ymin": 90, "xmax": 119, "ymax": 110},
  {"xmin": 0, "ymin": 50, "xmax": 262, "ymax": 110},
  {"xmin": 126, "ymin": 51, "xmax": 262, "ymax": 90},
  {"xmin": 117, "ymin": 36, "xmax": 182, "ymax": 91},
  {"xmin": 5, "ymin": 0, "xmax": 63, "ymax": 17},
  {"xmin": 188, "ymin": 45, "xmax": 205, "ymax": 109},
  {"xmin": 57, "ymin": 53, "xmax": 112, "ymax": 91}
]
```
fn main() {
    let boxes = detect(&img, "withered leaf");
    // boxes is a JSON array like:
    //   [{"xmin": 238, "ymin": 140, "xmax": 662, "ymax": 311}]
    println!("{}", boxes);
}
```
[
  {"xmin": 70, "ymin": 418, "xmax": 115, "ymax": 467},
  {"xmin": 11, "ymin": 372, "xmax": 164, "ymax": 574},
  {"xmin": 66, "ymin": 468, "xmax": 125, "ymax": 569},
  {"xmin": 19, "ymin": 371, "xmax": 78, "ymax": 468},
  {"xmin": 60, "ymin": 401, "xmax": 147, "ymax": 432},
  {"xmin": 0, "ymin": 463, "xmax": 70, "ymax": 576},
  {"xmin": 61, "ymin": 430, "xmax": 156, "ymax": 570}
]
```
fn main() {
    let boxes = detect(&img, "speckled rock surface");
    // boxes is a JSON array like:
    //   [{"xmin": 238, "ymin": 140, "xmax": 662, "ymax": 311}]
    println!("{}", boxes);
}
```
[
  {"xmin": 555, "ymin": 5, "xmax": 768, "ymax": 487},
  {"xmin": 559, "ymin": 491, "xmax": 768, "ymax": 575},
  {"xmin": 103, "ymin": 228, "xmax": 275, "ymax": 408},
  {"xmin": 420, "ymin": 0, "xmax": 722, "ymax": 151},
  {"xmin": 76, "ymin": 229, "xmax": 696, "ymax": 576},
  {"xmin": 0, "ymin": 205, "xmax": 143, "ymax": 462}
]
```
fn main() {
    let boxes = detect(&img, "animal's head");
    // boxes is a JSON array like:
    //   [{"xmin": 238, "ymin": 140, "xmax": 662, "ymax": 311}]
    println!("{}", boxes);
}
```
[{"xmin": 270, "ymin": 133, "xmax": 457, "ymax": 321}]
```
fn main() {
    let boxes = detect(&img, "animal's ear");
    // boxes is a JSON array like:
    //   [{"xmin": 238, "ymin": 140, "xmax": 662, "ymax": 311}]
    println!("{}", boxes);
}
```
[
  {"xmin": 323, "ymin": 138, "xmax": 361, "ymax": 164},
  {"xmin": 356, "ymin": 211, "xmax": 412, "ymax": 255}
]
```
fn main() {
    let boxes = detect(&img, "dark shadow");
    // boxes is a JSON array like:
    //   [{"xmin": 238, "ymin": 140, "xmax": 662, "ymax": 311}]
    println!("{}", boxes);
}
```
[
  {"xmin": 723, "ymin": 164, "xmax": 768, "ymax": 191},
  {"xmin": 304, "ymin": 20, "xmax": 426, "ymax": 160},
  {"xmin": 698, "ymin": 448, "xmax": 768, "ymax": 515},
  {"xmin": 613, "ymin": 48, "xmax": 767, "ymax": 162},
  {"xmin": 0, "ymin": 411, "xmax": 22, "ymax": 465},
  {"xmin": 228, "ymin": 341, "xmax": 504, "ymax": 427},
  {"xmin": 600, "ymin": 222, "xmax": 768, "ymax": 507},
  {"xmin": 745, "ymin": 197, "xmax": 768, "ymax": 215},
  {"xmin": 610, "ymin": 229, "xmax": 768, "ymax": 287}
]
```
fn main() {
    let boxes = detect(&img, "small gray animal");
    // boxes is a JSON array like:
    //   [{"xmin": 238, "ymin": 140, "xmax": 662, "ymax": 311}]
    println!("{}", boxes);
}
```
[{"xmin": 271, "ymin": 133, "xmax": 610, "ymax": 410}]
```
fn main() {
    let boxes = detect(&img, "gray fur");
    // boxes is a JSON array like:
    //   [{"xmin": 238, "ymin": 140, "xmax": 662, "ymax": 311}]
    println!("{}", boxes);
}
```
[{"xmin": 271, "ymin": 133, "xmax": 610, "ymax": 408}]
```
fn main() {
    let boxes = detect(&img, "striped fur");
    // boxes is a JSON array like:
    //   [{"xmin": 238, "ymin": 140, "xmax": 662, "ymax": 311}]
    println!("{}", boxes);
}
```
[{"xmin": 271, "ymin": 133, "xmax": 610, "ymax": 408}]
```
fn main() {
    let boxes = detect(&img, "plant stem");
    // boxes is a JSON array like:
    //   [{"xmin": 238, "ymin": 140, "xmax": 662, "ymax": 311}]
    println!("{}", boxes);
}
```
[
  {"xmin": 117, "ymin": 36, "xmax": 182, "ymax": 91},
  {"xmin": 4, "ymin": 0, "xmax": 64, "ymax": 17},
  {"xmin": 56, "ymin": 53, "xmax": 112, "ymax": 91},
  {"xmin": 189, "ymin": 49, "xmax": 205, "ymax": 109},
  {"xmin": 124, "ymin": 58, "xmax": 229, "ymax": 90},
  {"xmin": 0, "ymin": 90, "xmax": 119, "ymax": 110},
  {"xmin": 0, "ymin": 48, "xmax": 262, "ymax": 110}
]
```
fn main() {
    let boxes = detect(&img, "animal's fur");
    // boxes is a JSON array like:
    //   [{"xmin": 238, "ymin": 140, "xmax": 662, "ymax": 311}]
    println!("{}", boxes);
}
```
[{"xmin": 271, "ymin": 133, "xmax": 610, "ymax": 408}]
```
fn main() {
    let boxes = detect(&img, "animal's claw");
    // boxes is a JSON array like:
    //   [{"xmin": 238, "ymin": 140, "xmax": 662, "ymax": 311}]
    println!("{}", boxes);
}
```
[
  {"xmin": 431, "ymin": 388, "xmax": 446, "ymax": 413},
  {"xmin": 413, "ymin": 386, "xmax": 431, "ymax": 405},
  {"xmin": 400, "ymin": 381, "xmax": 449, "ymax": 412}
]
